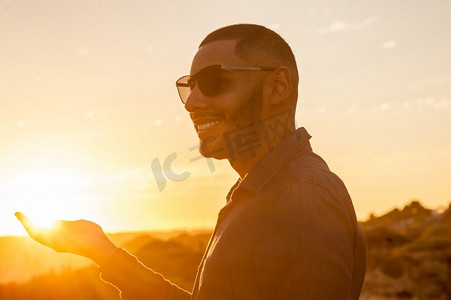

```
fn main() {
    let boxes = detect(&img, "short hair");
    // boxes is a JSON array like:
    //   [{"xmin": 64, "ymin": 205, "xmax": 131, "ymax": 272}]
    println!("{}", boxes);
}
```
[{"xmin": 199, "ymin": 24, "xmax": 299, "ymax": 88}]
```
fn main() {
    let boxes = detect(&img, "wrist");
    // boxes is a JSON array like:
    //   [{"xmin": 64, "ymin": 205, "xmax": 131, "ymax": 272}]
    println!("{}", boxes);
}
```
[{"xmin": 91, "ymin": 240, "xmax": 118, "ymax": 266}]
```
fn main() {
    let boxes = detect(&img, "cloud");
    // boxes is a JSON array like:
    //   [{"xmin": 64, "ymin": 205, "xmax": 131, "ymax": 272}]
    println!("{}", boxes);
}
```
[
  {"xmin": 347, "ymin": 107, "xmax": 357, "ymax": 115},
  {"xmin": 347, "ymin": 102, "xmax": 359, "ymax": 115},
  {"xmin": 380, "ymin": 103, "xmax": 391, "ymax": 111},
  {"xmin": 318, "ymin": 17, "xmax": 376, "ymax": 34},
  {"xmin": 78, "ymin": 48, "xmax": 90, "ymax": 55},
  {"xmin": 317, "ymin": 106, "xmax": 327, "ymax": 113},
  {"xmin": 371, "ymin": 102, "xmax": 391, "ymax": 112},
  {"xmin": 382, "ymin": 40, "xmax": 397, "ymax": 49},
  {"xmin": 268, "ymin": 22, "xmax": 281, "ymax": 31},
  {"xmin": 329, "ymin": 21, "xmax": 351, "ymax": 32},
  {"xmin": 154, "ymin": 119, "xmax": 163, "ymax": 126},
  {"xmin": 414, "ymin": 97, "xmax": 450, "ymax": 110},
  {"xmin": 146, "ymin": 45, "xmax": 155, "ymax": 53},
  {"xmin": 375, "ymin": 97, "xmax": 450, "ymax": 113},
  {"xmin": 360, "ymin": 97, "xmax": 451, "ymax": 114},
  {"xmin": 83, "ymin": 110, "xmax": 109, "ymax": 119}
]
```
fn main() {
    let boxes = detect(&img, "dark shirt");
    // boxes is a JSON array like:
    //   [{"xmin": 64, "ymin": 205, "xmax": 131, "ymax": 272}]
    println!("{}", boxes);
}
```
[{"xmin": 100, "ymin": 127, "xmax": 366, "ymax": 299}]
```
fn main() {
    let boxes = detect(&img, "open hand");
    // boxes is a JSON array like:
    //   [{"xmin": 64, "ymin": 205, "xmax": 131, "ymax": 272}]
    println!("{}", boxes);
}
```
[{"xmin": 15, "ymin": 212, "xmax": 118, "ymax": 265}]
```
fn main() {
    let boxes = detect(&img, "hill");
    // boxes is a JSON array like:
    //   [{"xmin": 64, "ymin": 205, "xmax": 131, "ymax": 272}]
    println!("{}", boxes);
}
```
[
  {"xmin": 0, "ymin": 201, "xmax": 450, "ymax": 299},
  {"xmin": 360, "ymin": 200, "xmax": 451, "ymax": 299}
]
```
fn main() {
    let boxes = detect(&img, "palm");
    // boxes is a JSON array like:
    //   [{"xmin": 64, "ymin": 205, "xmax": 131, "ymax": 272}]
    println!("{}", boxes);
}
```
[{"xmin": 15, "ymin": 212, "xmax": 116, "ymax": 263}]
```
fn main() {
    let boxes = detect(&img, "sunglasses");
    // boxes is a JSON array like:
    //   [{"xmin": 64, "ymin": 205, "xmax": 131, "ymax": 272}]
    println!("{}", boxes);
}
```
[{"xmin": 175, "ymin": 64, "xmax": 276, "ymax": 104}]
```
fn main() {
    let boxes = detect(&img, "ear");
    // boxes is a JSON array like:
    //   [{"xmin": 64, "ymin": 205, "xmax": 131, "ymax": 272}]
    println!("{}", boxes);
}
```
[{"xmin": 265, "ymin": 67, "xmax": 292, "ymax": 106}]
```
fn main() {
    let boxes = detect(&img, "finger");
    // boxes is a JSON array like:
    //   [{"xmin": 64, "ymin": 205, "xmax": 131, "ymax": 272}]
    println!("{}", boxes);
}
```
[
  {"xmin": 14, "ymin": 211, "xmax": 26, "ymax": 223},
  {"xmin": 15, "ymin": 212, "xmax": 33, "ymax": 231},
  {"xmin": 15, "ymin": 212, "xmax": 50, "ymax": 244}
]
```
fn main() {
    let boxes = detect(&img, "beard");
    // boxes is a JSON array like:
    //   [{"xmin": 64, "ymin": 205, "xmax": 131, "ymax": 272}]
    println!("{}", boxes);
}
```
[
  {"xmin": 228, "ymin": 83, "xmax": 263, "ymax": 128},
  {"xmin": 199, "ymin": 84, "xmax": 263, "ymax": 160}
]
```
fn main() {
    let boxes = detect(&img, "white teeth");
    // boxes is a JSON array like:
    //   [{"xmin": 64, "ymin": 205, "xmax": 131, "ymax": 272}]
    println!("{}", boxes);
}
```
[{"xmin": 197, "ymin": 121, "xmax": 220, "ymax": 131}]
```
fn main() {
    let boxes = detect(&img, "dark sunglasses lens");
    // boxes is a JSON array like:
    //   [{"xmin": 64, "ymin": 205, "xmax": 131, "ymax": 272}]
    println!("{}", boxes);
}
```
[
  {"xmin": 176, "ymin": 65, "xmax": 222, "ymax": 104},
  {"xmin": 176, "ymin": 76, "xmax": 191, "ymax": 103},
  {"xmin": 197, "ymin": 66, "xmax": 221, "ymax": 96}
]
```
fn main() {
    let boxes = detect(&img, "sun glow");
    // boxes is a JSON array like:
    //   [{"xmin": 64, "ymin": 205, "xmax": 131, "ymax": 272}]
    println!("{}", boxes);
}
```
[{"xmin": 4, "ymin": 169, "xmax": 92, "ymax": 230}]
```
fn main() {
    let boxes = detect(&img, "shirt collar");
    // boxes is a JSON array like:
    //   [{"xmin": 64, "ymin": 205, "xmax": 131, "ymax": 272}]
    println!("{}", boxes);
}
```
[{"xmin": 226, "ymin": 127, "xmax": 312, "ymax": 200}]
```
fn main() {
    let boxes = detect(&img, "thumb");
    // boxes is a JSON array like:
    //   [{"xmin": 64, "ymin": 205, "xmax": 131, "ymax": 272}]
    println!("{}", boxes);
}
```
[
  {"xmin": 14, "ymin": 211, "xmax": 48, "ymax": 243},
  {"xmin": 15, "ymin": 211, "xmax": 31, "ymax": 228}
]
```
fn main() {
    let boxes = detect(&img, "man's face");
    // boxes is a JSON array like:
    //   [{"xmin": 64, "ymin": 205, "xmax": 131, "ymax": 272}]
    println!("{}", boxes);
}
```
[{"xmin": 185, "ymin": 40, "xmax": 266, "ymax": 160}]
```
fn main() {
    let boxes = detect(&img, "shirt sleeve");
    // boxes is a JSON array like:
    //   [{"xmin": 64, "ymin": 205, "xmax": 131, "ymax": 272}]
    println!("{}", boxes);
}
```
[
  {"xmin": 255, "ymin": 181, "xmax": 362, "ymax": 299},
  {"xmin": 99, "ymin": 248, "xmax": 192, "ymax": 300}
]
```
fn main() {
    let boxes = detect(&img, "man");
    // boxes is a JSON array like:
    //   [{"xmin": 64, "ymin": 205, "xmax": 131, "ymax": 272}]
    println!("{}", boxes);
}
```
[{"xmin": 16, "ymin": 24, "xmax": 366, "ymax": 299}]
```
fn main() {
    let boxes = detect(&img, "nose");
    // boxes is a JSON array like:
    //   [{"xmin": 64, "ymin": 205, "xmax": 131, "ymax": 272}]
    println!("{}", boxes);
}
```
[{"xmin": 184, "ymin": 86, "xmax": 209, "ymax": 113}]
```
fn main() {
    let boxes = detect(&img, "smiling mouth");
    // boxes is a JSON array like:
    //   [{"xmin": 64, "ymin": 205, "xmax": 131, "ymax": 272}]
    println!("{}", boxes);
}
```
[
  {"xmin": 197, "ymin": 120, "xmax": 221, "ymax": 132},
  {"xmin": 193, "ymin": 119, "xmax": 223, "ymax": 139}
]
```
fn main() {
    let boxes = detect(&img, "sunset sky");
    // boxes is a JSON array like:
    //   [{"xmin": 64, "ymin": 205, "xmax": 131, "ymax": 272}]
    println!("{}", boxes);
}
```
[{"xmin": 1, "ymin": 0, "xmax": 450, "ymax": 236}]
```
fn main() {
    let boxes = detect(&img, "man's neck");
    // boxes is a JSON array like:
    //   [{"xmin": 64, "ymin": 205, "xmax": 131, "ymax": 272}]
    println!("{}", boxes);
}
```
[{"xmin": 229, "ymin": 122, "xmax": 295, "ymax": 179}]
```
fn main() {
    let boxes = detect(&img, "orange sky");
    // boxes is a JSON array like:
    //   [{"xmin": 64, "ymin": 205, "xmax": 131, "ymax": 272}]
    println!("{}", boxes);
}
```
[{"xmin": 1, "ymin": 0, "xmax": 450, "ymax": 235}]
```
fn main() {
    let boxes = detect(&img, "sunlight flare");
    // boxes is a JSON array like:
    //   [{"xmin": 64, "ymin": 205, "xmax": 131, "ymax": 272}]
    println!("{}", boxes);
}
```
[{"xmin": 4, "ymin": 169, "xmax": 92, "ymax": 230}]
